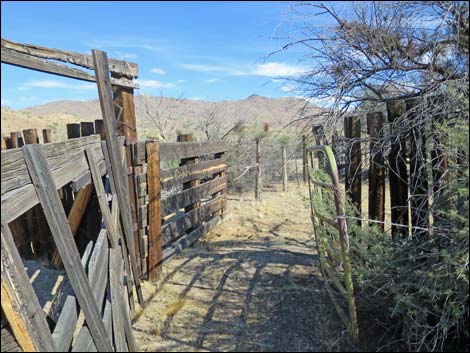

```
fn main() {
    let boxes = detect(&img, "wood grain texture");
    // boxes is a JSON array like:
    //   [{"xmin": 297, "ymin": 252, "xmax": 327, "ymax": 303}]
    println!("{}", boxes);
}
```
[
  {"xmin": 146, "ymin": 141, "xmax": 162, "ymax": 281},
  {"xmin": 92, "ymin": 49, "xmax": 143, "ymax": 306},
  {"xmin": 22, "ymin": 144, "xmax": 112, "ymax": 352},
  {"xmin": 2, "ymin": 37, "xmax": 138, "ymax": 78},
  {"xmin": 1, "ymin": 221, "xmax": 56, "ymax": 352}
]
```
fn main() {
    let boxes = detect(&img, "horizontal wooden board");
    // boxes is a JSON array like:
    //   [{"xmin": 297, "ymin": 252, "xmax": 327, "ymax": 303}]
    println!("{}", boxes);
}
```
[
  {"xmin": 1, "ymin": 48, "xmax": 137, "ymax": 88},
  {"xmin": 135, "ymin": 140, "xmax": 227, "ymax": 164},
  {"xmin": 162, "ymin": 196, "xmax": 225, "ymax": 247},
  {"xmin": 161, "ymin": 158, "xmax": 227, "ymax": 189},
  {"xmin": 162, "ymin": 215, "xmax": 222, "ymax": 263},
  {"xmin": 1, "ymin": 135, "xmax": 102, "ymax": 195},
  {"xmin": 161, "ymin": 176, "xmax": 226, "ymax": 217},
  {"xmin": 1, "ymin": 139, "xmax": 104, "ymax": 223},
  {"xmin": 2, "ymin": 38, "xmax": 138, "ymax": 78}
]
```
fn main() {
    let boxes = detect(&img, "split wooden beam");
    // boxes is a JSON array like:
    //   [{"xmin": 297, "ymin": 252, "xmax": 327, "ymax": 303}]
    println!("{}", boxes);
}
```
[
  {"xmin": 92, "ymin": 48, "xmax": 144, "ymax": 306},
  {"xmin": 22, "ymin": 144, "xmax": 113, "ymax": 351},
  {"xmin": 1, "ymin": 47, "xmax": 137, "ymax": 89},
  {"xmin": 2, "ymin": 37, "xmax": 138, "ymax": 78}
]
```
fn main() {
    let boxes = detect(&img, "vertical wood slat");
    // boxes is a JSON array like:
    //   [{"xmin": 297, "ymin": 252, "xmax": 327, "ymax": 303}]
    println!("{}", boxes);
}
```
[
  {"xmin": 42, "ymin": 129, "xmax": 52, "ymax": 143},
  {"xmin": 302, "ymin": 135, "xmax": 307, "ymax": 183},
  {"xmin": 112, "ymin": 71, "xmax": 142, "ymax": 282},
  {"xmin": 103, "ymin": 143, "xmax": 135, "ymax": 312},
  {"xmin": 22, "ymin": 144, "xmax": 113, "ymax": 352},
  {"xmin": 1, "ymin": 221, "xmax": 56, "ymax": 352},
  {"xmin": 367, "ymin": 112, "xmax": 386, "ymax": 230},
  {"xmin": 255, "ymin": 138, "xmax": 261, "ymax": 200},
  {"xmin": 386, "ymin": 100, "xmax": 409, "ymax": 238},
  {"xmin": 80, "ymin": 122, "xmax": 95, "ymax": 137},
  {"xmin": 344, "ymin": 115, "xmax": 362, "ymax": 221},
  {"xmin": 212, "ymin": 151, "xmax": 226, "ymax": 217},
  {"xmin": 146, "ymin": 140, "xmax": 162, "ymax": 282},
  {"xmin": 66, "ymin": 123, "xmax": 81, "ymax": 139},
  {"xmin": 92, "ymin": 48, "xmax": 144, "ymax": 307}
]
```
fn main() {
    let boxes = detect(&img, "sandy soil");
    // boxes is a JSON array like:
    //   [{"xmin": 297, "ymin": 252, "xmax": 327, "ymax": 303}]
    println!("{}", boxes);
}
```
[{"xmin": 132, "ymin": 183, "xmax": 347, "ymax": 352}]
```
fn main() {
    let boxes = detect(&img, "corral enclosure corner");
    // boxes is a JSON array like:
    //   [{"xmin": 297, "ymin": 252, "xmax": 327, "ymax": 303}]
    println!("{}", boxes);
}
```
[{"xmin": 1, "ymin": 38, "xmax": 228, "ymax": 352}]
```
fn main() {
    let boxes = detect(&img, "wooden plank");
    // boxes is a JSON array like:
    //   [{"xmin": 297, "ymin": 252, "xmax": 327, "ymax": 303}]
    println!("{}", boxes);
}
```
[
  {"xmin": 111, "ymin": 195, "xmax": 135, "ymax": 313},
  {"xmin": 161, "ymin": 176, "xmax": 226, "ymax": 217},
  {"xmin": 109, "ymin": 239, "xmax": 127, "ymax": 352},
  {"xmin": 51, "ymin": 184, "xmax": 93, "ymax": 267},
  {"xmin": 255, "ymin": 138, "xmax": 261, "ymax": 200},
  {"xmin": 2, "ymin": 37, "xmax": 138, "ymax": 78},
  {"xmin": 1, "ymin": 141, "xmax": 104, "ymax": 223},
  {"xmin": 1, "ymin": 221, "xmax": 56, "ymax": 352},
  {"xmin": 72, "ymin": 230, "xmax": 109, "ymax": 349},
  {"xmin": 163, "ymin": 215, "xmax": 222, "ymax": 262},
  {"xmin": 71, "ymin": 158, "xmax": 107, "ymax": 192},
  {"xmin": 344, "ymin": 115, "xmax": 362, "ymax": 220},
  {"xmin": 80, "ymin": 122, "xmax": 95, "ymax": 137},
  {"xmin": 367, "ymin": 112, "xmax": 386, "ymax": 230},
  {"xmin": 162, "ymin": 196, "xmax": 225, "ymax": 246},
  {"xmin": 1, "ymin": 135, "xmax": 101, "ymax": 195},
  {"xmin": 146, "ymin": 141, "xmax": 162, "ymax": 281},
  {"xmin": 211, "ymin": 152, "xmax": 227, "ymax": 216},
  {"xmin": 85, "ymin": 147, "xmax": 117, "ymax": 247},
  {"xmin": 160, "ymin": 158, "xmax": 227, "ymax": 189},
  {"xmin": 135, "ymin": 140, "xmax": 227, "ymax": 164},
  {"xmin": 42, "ymin": 129, "xmax": 52, "ymax": 144},
  {"xmin": 22, "ymin": 144, "xmax": 113, "ymax": 352},
  {"xmin": 51, "ymin": 295, "xmax": 77, "ymax": 352},
  {"xmin": 1, "ymin": 47, "xmax": 137, "ymax": 88},
  {"xmin": 92, "ymin": 49, "xmax": 144, "ymax": 306},
  {"xmin": 67, "ymin": 124, "xmax": 81, "ymax": 139}
]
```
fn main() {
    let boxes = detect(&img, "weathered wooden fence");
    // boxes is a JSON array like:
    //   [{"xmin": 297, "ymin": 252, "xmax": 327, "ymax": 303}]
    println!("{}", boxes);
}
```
[{"xmin": 1, "ymin": 38, "xmax": 227, "ymax": 352}]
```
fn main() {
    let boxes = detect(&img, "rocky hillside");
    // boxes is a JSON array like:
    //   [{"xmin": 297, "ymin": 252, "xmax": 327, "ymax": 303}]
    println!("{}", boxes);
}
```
[{"xmin": 2, "ymin": 94, "xmax": 321, "ymax": 142}]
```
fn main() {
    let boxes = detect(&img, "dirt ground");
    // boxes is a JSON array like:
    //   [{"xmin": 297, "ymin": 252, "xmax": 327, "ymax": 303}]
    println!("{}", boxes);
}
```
[{"xmin": 132, "ymin": 182, "xmax": 349, "ymax": 352}]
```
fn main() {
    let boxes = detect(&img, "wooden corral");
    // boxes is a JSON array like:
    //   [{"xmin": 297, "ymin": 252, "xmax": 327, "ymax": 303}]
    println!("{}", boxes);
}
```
[{"xmin": 1, "ymin": 38, "xmax": 228, "ymax": 352}]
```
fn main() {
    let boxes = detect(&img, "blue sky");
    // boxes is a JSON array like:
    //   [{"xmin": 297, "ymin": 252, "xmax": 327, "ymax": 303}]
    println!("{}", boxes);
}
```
[{"xmin": 1, "ymin": 1, "xmax": 335, "ymax": 109}]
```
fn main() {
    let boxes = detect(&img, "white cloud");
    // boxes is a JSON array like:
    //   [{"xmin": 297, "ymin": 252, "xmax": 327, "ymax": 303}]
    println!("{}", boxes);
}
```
[
  {"xmin": 281, "ymin": 83, "xmax": 296, "ymax": 92},
  {"xmin": 150, "ymin": 67, "xmax": 166, "ymax": 75},
  {"xmin": 177, "ymin": 79, "xmax": 187, "ymax": 83},
  {"xmin": 252, "ymin": 62, "xmax": 308, "ymax": 77},
  {"xmin": 182, "ymin": 61, "xmax": 307, "ymax": 78},
  {"xmin": 182, "ymin": 64, "xmax": 227, "ymax": 72},
  {"xmin": 113, "ymin": 51, "xmax": 137, "ymax": 60},
  {"xmin": 204, "ymin": 78, "xmax": 219, "ymax": 83},
  {"xmin": 19, "ymin": 80, "xmax": 96, "ymax": 91},
  {"xmin": 1, "ymin": 98, "xmax": 9, "ymax": 106},
  {"xmin": 136, "ymin": 79, "xmax": 175, "ymax": 88}
]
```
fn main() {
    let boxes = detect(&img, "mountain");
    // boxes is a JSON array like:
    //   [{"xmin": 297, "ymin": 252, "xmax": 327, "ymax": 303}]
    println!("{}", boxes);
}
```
[{"xmin": 2, "ymin": 95, "xmax": 321, "ymax": 142}]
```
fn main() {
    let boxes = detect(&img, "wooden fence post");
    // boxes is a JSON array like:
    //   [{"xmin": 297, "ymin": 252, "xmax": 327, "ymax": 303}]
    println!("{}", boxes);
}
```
[
  {"xmin": 42, "ymin": 128, "xmax": 52, "ymax": 143},
  {"xmin": 94, "ymin": 119, "xmax": 105, "ymax": 139},
  {"xmin": 80, "ymin": 121, "xmax": 95, "ymax": 137},
  {"xmin": 66, "ymin": 123, "xmax": 81, "ymax": 139},
  {"xmin": 407, "ymin": 98, "xmax": 429, "ymax": 237},
  {"xmin": 146, "ymin": 140, "xmax": 162, "ymax": 282},
  {"xmin": 344, "ymin": 115, "xmax": 362, "ymax": 220},
  {"xmin": 386, "ymin": 100, "xmax": 409, "ymax": 238},
  {"xmin": 1, "ymin": 136, "xmax": 7, "ymax": 150},
  {"xmin": 302, "ymin": 135, "xmax": 307, "ymax": 183},
  {"xmin": 255, "ymin": 138, "xmax": 261, "ymax": 200},
  {"xmin": 282, "ymin": 145, "xmax": 288, "ymax": 192},
  {"xmin": 11, "ymin": 131, "xmax": 24, "ymax": 148},
  {"xmin": 367, "ymin": 112, "xmax": 386, "ymax": 230}
]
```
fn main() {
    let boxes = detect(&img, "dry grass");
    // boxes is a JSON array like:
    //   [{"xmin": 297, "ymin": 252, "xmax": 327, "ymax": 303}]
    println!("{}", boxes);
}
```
[{"xmin": 132, "ymin": 182, "xmax": 354, "ymax": 352}]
